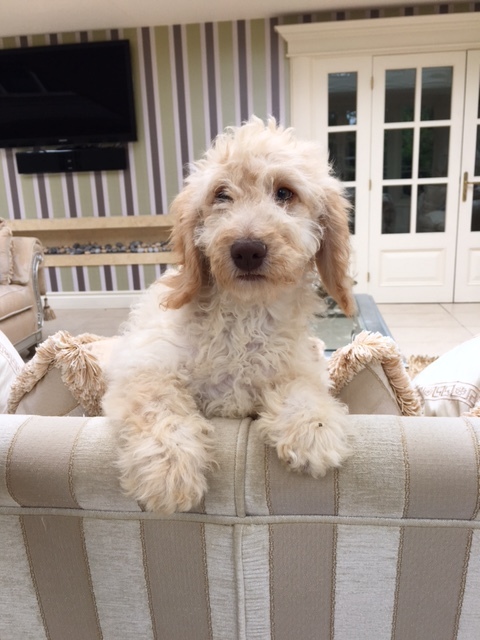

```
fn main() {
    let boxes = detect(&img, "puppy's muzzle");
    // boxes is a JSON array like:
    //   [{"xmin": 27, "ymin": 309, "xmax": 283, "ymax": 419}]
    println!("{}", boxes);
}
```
[{"xmin": 230, "ymin": 240, "xmax": 267, "ymax": 272}]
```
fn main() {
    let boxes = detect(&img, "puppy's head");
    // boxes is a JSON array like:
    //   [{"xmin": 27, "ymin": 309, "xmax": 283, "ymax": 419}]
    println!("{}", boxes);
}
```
[{"xmin": 164, "ymin": 117, "xmax": 355, "ymax": 315}]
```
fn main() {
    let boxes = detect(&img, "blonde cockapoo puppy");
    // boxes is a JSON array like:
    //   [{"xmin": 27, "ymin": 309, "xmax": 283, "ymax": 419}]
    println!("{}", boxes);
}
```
[{"xmin": 103, "ymin": 117, "xmax": 356, "ymax": 514}]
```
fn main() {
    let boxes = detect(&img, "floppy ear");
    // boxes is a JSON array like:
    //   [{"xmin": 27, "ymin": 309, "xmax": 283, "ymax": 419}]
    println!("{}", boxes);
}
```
[
  {"xmin": 315, "ymin": 187, "xmax": 356, "ymax": 317},
  {"xmin": 163, "ymin": 186, "xmax": 208, "ymax": 309}
]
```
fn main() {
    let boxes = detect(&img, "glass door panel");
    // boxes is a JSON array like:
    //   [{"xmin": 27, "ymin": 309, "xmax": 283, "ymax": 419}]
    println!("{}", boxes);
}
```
[
  {"xmin": 421, "ymin": 67, "xmax": 453, "ymax": 120},
  {"xmin": 327, "ymin": 72, "xmax": 358, "ymax": 233},
  {"xmin": 385, "ymin": 69, "xmax": 415, "ymax": 122}
]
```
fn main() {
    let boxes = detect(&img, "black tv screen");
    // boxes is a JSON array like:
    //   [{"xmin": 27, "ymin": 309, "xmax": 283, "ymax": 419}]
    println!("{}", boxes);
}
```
[{"xmin": 0, "ymin": 39, "xmax": 137, "ymax": 148}]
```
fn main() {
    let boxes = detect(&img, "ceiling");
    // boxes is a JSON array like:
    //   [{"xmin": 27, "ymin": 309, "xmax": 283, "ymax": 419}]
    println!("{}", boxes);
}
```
[{"xmin": 0, "ymin": 0, "xmax": 449, "ymax": 39}]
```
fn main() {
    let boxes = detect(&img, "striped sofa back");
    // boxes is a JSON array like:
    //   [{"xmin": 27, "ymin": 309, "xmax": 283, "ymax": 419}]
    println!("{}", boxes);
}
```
[{"xmin": 1, "ymin": 414, "xmax": 479, "ymax": 639}]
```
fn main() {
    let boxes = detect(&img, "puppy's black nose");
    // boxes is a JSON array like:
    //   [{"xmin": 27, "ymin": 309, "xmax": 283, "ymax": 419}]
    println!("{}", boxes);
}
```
[{"xmin": 230, "ymin": 240, "xmax": 267, "ymax": 272}]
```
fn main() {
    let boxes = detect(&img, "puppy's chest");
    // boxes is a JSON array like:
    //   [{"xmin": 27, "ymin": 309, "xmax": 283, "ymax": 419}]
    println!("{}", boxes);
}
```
[{"xmin": 181, "ymin": 315, "xmax": 290, "ymax": 416}]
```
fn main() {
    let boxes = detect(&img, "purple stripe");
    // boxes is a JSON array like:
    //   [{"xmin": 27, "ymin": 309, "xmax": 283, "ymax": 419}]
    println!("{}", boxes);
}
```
[
  {"xmin": 76, "ymin": 266, "xmax": 86, "ymax": 292},
  {"xmin": 104, "ymin": 266, "xmax": 113, "ymax": 291},
  {"xmin": 94, "ymin": 173, "xmax": 106, "ymax": 217},
  {"xmin": 141, "ymin": 27, "xmax": 163, "ymax": 213},
  {"xmin": 37, "ymin": 175, "xmax": 50, "ymax": 218},
  {"xmin": 48, "ymin": 267, "xmax": 59, "ymax": 292},
  {"xmin": 204, "ymin": 23, "xmax": 219, "ymax": 141},
  {"xmin": 172, "ymin": 25, "xmax": 190, "ymax": 176},
  {"xmin": 6, "ymin": 150, "xmax": 22, "ymax": 219},
  {"xmin": 236, "ymin": 21, "xmax": 249, "ymax": 122},
  {"xmin": 65, "ymin": 173, "xmax": 78, "ymax": 218},
  {"xmin": 131, "ymin": 264, "xmax": 141, "ymax": 290}
]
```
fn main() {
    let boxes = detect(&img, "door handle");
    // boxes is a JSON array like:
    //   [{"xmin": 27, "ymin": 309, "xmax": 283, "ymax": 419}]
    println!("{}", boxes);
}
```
[{"xmin": 462, "ymin": 171, "xmax": 480, "ymax": 202}]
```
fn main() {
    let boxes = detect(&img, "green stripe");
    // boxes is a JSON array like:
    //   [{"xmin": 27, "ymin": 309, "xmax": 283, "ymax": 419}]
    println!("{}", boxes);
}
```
[
  {"xmin": 59, "ymin": 267, "xmax": 74, "ymax": 292},
  {"xmin": 75, "ymin": 174, "xmax": 94, "ymax": 216},
  {"xmin": 104, "ymin": 173, "xmax": 123, "ymax": 216},
  {"xmin": 86, "ymin": 266, "xmax": 102, "ymax": 290},
  {"xmin": 47, "ymin": 175, "xmax": 66, "ymax": 218},
  {"xmin": 18, "ymin": 175, "xmax": 36, "ymax": 220},
  {"xmin": 115, "ymin": 266, "xmax": 130, "ymax": 290}
]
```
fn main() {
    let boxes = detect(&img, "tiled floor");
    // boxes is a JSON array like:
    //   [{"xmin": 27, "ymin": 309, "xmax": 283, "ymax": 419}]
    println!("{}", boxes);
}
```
[
  {"xmin": 377, "ymin": 303, "xmax": 480, "ymax": 358},
  {"xmin": 41, "ymin": 302, "xmax": 479, "ymax": 359}
]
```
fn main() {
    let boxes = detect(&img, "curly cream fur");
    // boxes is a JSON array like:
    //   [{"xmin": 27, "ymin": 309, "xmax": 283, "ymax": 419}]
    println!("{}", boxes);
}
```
[{"xmin": 103, "ymin": 117, "xmax": 355, "ymax": 514}]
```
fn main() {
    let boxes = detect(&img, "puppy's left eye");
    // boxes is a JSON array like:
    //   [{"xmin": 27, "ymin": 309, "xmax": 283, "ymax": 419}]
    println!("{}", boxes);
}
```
[
  {"xmin": 214, "ymin": 189, "xmax": 233, "ymax": 203},
  {"xmin": 275, "ymin": 187, "xmax": 294, "ymax": 204}
]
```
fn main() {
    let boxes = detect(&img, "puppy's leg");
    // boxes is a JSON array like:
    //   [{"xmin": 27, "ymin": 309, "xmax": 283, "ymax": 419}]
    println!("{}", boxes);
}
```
[
  {"xmin": 256, "ymin": 381, "xmax": 350, "ymax": 477},
  {"xmin": 103, "ymin": 370, "xmax": 214, "ymax": 514}
]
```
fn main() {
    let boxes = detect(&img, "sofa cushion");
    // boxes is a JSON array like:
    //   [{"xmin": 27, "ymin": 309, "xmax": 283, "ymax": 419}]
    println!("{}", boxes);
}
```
[
  {"xmin": 328, "ymin": 331, "xmax": 422, "ymax": 416},
  {"xmin": 413, "ymin": 335, "xmax": 480, "ymax": 417},
  {"xmin": 9, "ymin": 329, "xmax": 422, "ymax": 419},
  {"xmin": 8, "ymin": 331, "xmax": 116, "ymax": 416},
  {"xmin": 0, "ymin": 330, "xmax": 24, "ymax": 412},
  {"xmin": 0, "ymin": 284, "xmax": 33, "ymax": 321},
  {"xmin": 0, "ymin": 225, "xmax": 13, "ymax": 285}
]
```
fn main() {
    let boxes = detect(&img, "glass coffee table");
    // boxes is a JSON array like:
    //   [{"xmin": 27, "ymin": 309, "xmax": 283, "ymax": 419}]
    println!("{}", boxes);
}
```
[{"xmin": 311, "ymin": 293, "xmax": 393, "ymax": 357}]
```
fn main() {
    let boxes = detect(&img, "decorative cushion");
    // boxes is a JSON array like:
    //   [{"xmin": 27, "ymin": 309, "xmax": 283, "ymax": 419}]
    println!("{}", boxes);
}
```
[
  {"xmin": 8, "ymin": 332, "xmax": 117, "ymax": 417},
  {"xmin": 9, "ymin": 329, "xmax": 423, "ymax": 419},
  {"xmin": 0, "ymin": 330, "xmax": 24, "ymax": 412},
  {"xmin": 413, "ymin": 335, "xmax": 480, "ymax": 417},
  {"xmin": 328, "ymin": 331, "xmax": 422, "ymax": 416},
  {"xmin": 0, "ymin": 222, "xmax": 13, "ymax": 285}
]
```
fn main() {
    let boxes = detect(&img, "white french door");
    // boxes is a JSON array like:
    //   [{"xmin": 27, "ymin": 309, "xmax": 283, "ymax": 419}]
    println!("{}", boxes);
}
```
[
  {"xmin": 455, "ymin": 50, "xmax": 480, "ymax": 302},
  {"xmin": 294, "ymin": 50, "xmax": 479, "ymax": 303},
  {"xmin": 369, "ymin": 52, "xmax": 466, "ymax": 303}
]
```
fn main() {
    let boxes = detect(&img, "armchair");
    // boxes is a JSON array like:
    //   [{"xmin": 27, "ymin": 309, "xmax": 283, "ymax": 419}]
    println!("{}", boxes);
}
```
[{"xmin": 0, "ymin": 232, "xmax": 44, "ymax": 353}]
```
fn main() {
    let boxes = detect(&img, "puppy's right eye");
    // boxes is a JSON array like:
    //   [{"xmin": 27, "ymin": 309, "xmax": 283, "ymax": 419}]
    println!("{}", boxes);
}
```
[{"xmin": 214, "ymin": 189, "xmax": 233, "ymax": 204}]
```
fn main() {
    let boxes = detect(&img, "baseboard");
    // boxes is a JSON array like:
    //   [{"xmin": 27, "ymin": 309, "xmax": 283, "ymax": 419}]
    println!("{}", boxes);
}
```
[{"xmin": 46, "ymin": 291, "xmax": 141, "ymax": 309}]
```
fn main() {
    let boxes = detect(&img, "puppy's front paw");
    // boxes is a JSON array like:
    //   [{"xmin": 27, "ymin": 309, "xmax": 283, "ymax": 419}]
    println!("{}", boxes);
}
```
[
  {"xmin": 118, "ymin": 417, "xmax": 214, "ymax": 514},
  {"xmin": 275, "ymin": 415, "xmax": 350, "ymax": 477}
]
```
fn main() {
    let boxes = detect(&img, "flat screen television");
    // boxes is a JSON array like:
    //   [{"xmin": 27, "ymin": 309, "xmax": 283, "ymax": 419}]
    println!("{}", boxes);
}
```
[{"xmin": 0, "ymin": 39, "xmax": 137, "ymax": 148}]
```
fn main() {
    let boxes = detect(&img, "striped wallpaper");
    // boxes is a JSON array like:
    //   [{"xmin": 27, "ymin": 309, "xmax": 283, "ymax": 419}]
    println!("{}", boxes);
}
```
[{"xmin": 0, "ymin": 2, "xmax": 477, "ymax": 293}]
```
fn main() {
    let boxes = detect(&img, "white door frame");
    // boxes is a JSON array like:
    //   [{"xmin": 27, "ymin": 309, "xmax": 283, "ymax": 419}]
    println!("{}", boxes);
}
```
[{"xmin": 455, "ymin": 49, "xmax": 480, "ymax": 302}]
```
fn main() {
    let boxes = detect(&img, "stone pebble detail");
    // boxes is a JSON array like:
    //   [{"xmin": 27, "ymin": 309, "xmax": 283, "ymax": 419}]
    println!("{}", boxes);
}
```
[{"xmin": 45, "ymin": 240, "xmax": 171, "ymax": 255}]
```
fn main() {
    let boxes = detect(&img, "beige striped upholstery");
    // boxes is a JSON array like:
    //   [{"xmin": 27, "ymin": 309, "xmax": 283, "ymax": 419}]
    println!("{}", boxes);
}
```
[{"xmin": 1, "ymin": 414, "xmax": 480, "ymax": 639}]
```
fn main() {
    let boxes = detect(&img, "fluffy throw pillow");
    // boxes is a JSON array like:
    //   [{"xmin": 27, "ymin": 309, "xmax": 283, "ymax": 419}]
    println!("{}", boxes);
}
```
[
  {"xmin": 8, "ymin": 329, "xmax": 424, "ymax": 418},
  {"xmin": 413, "ymin": 335, "xmax": 480, "ymax": 417},
  {"xmin": 8, "ymin": 331, "xmax": 117, "ymax": 416},
  {"xmin": 0, "ymin": 330, "xmax": 24, "ymax": 412},
  {"xmin": 328, "ymin": 331, "xmax": 422, "ymax": 416}
]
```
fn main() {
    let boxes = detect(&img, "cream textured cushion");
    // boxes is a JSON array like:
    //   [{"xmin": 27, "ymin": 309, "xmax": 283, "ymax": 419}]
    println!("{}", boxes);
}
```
[
  {"xmin": 9, "ymin": 329, "xmax": 423, "ymax": 418},
  {"xmin": 328, "ymin": 331, "xmax": 422, "ymax": 416},
  {"xmin": 413, "ymin": 335, "xmax": 480, "ymax": 417},
  {"xmin": 0, "ymin": 330, "xmax": 24, "ymax": 412},
  {"xmin": 8, "ymin": 332, "xmax": 118, "ymax": 416}
]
